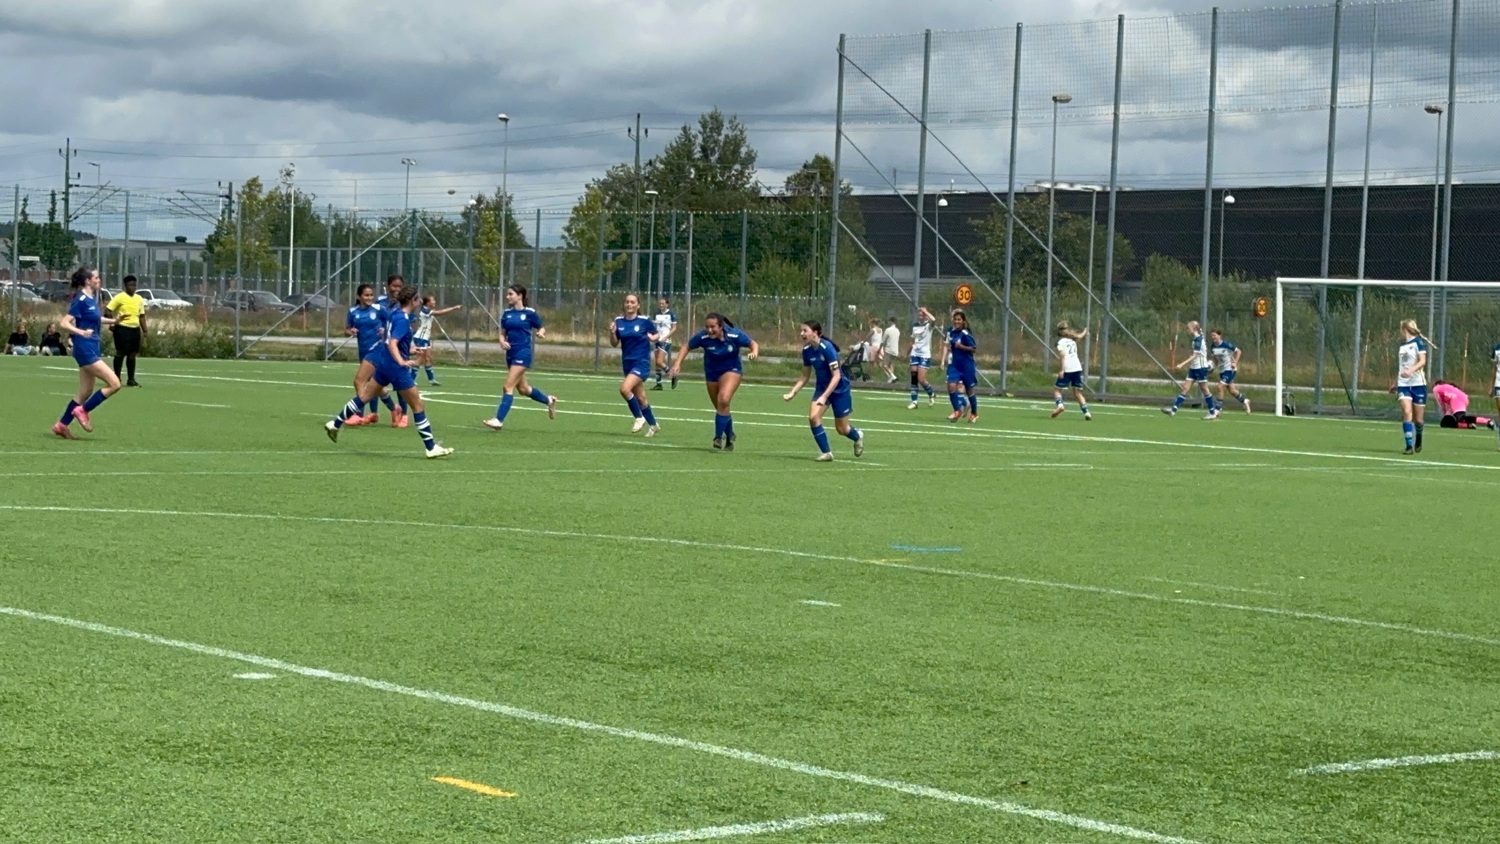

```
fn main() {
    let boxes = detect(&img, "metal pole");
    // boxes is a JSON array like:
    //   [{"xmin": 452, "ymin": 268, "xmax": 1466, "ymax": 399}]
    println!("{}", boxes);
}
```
[
  {"xmin": 499, "ymin": 115, "xmax": 510, "ymax": 297},
  {"xmin": 9, "ymin": 187, "xmax": 17, "ymax": 327},
  {"xmin": 631, "ymin": 112, "xmax": 642, "ymax": 289},
  {"xmin": 532, "ymin": 208, "xmax": 541, "ymax": 290},
  {"xmin": 827, "ymin": 35, "xmax": 847, "ymax": 332},
  {"xmin": 1200, "ymin": 7, "xmax": 1220, "ymax": 328},
  {"xmin": 1100, "ymin": 15, "xmax": 1125, "ymax": 395},
  {"xmin": 233, "ymin": 192, "xmax": 241, "ymax": 356},
  {"xmin": 1085, "ymin": 188, "xmax": 1097, "ymax": 372},
  {"xmin": 1313, "ymin": 0, "xmax": 1343, "ymax": 412},
  {"xmin": 1001, "ymin": 23, "xmax": 1023, "ymax": 393},
  {"xmin": 121, "ymin": 191, "xmax": 131, "ymax": 278},
  {"xmin": 667, "ymin": 210, "xmax": 678, "ymax": 297},
  {"xmin": 464, "ymin": 204, "xmax": 475, "ymax": 363},
  {"xmin": 593, "ymin": 210, "xmax": 604, "ymax": 372},
  {"xmin": 1045, "ymin": 95, "xmax": 1063, "ymax": 356},
  {"xmin": 324, "ymin": 203, "xmax": 333, "ymax": 352},
  {"xmin": 739, "ymin": 208, "xmax": 748, "ymax": 317},
  {"xmin": 1352, "ymin": 8, "xmax": 1378, "ymax": 404},
  {"xmin": 685, "ymin": 211, "xmax": 694, "ymax": 322},
  {"xmin": 909, "ymin": 29, "xmax": 933, "ymax": 323},
  {"xmin": 1438, "ymin": 0, "xmax": 1459, "ymax": 377}
]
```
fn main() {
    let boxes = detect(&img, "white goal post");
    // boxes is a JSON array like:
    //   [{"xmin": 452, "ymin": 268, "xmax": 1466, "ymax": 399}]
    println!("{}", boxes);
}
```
[{"xmin": 1274, "ymin": 277, "xmax": 1500, "ymax": 418}]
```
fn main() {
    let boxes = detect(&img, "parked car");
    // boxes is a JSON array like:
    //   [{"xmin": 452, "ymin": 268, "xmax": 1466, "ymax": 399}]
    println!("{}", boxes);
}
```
[
  {"xmin": 179, "ymin": 293, "xmax": 225, "ymax": 310},
  {"xmin": 36, "ymin": 280, "xmax": 73, "ymax": 302},
  {"xmin": 220, "ymin": 290, "xmax": 295, "ymax": 313},
  {"xmin": 137, "ymin": 288, "xmax": 193, "ymax": 310},
  {"xmin": 1, "ymin": 284, "xmax": 45, "ymax": 305},
  {"xmin": 284, "ymin": 293, "xmax": 339, "ymax": 311}
]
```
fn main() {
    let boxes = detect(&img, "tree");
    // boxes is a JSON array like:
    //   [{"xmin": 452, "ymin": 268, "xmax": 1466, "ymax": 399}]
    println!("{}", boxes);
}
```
[
  {"xmin": 466, "ymin": 188, "xmax": 530, "ymax": 287},
  {"xmin": 968, "ymin": 195, "xmax": 1134, "ymax": 293},
  {"xmin": 561, "ymin": 183, "xmax": 628, "ymax": 287},
  {"xmin": 38, "ymin": 192, "xmax": 77, "ymax": 272},
  {"xmin": 646, "ymin": 109, "xmax": 758, "ymax": 212},
  {"xmin": 1, "ymin": 196, "xmax": 44, "ymax": 270},
  {"xmin": 203, "ymin": 177, "xmax": 281, "ymax": 281}
]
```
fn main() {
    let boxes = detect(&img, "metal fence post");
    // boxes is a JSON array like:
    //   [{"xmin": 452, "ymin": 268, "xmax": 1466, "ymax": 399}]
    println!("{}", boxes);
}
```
[
  {"xmin": 532, "ymin": 208, "xmax": 541, "ymax": 291},
  {"xmin": 1200, "ymin": 7, "xmax": 1220, "ymax": 328},
  {"xmin": 1001, "ymin": 23, "xmax": 1023, "ymax": 393},
  {"xmin": 827, "ymin": 34, "xmax": 847, "ymax": 334},
  {"xmin": 1100, "ymin": 15, "xmax": 1125, "ymax": 396},
  {"xmin": 1438, "ymin": 0, "xmax": 1460, "ymax": 377},
  {"xmin": 739, "ymin": 209, "xmax": 749, "ymax": 318},
  {"xmin": 910, "ymin": 29, "xmax": 933, "ymax": 324},
  {"xmin": 1314, "ymin": 0, "xmax": 1343, "ymax": 411}
]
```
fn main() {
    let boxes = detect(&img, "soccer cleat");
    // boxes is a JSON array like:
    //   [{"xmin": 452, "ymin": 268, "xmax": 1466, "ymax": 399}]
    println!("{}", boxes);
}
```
[
  {"xmin": 363, "ymin": 413, "xmax": 378, "ymax": 424},
  {"xmin": 928, "ymin": 393, "xmax": 936, "ymax": 407},
  {"xmin": 712, "ymin": 436, "xmax": 724, "ymax": 450},
  {"xmin": 907, "ymin": 401, "xmax": 918, "ymax": 409},
  {"xmin": 1205, "ymin": 410, "xmax": 1220, "ymax": 420},
  {"xmin": 651, "ymin": 382, "xmax": 663, "ymax": 391},
  {"xmin": 344, "ymin": 414, "xmax": 365, "ymax": 427},
  {"xmin": 71, "ymin": 405, "xmax": 93, "ymax": 433},
  {"xmin": 547, "ymin": 396, "xmax": 558, "ymax": 420},
  {"xmin": 1403, "ymin": 446, "xmax": 1415, "ymax": 455},
  {"xmin": 51, "ymin": 421, "xmax": 75, "ymax": 440},
  {"xmin": 1084, "ymin": 411, "xmax": 1093, "ymax": 421},
  {"xmin": 968, "ymin": 413, "xmax": 979, "ymax": 424},
  {"xmin": 1244, "ymin": 399, "xmax": 1252, "ymax": 414},
  {"xmin": 325, "ymin": 420, "xmax": 339, "ymax": 442},
  {"xmin": 853, "ymin": 430, "xmax": 865, "ymax": 457},
  {"xmin": 482, "ymin": 417, "xmax": 504, "ymax": 431},
  {"xmin": 390, "ymin": 410, "xmax": 403, "ymax": 428},
  {"xmin": 127, "ymin": 380, "xmax": 141, "ymax": 387},
  {"xmin": 645, "ymin": 424, "xmax": 660, "ymax": 438},
  {"xmin": 396, "ymin": 411, "xmax": 410, "ymax": 429},
  {"xmin": 671, "ymin": 375, "xmax": 678, "ymax": 389},
  {"xmin": 887, "ymin": 375, "xmax": 898, "ymax": 384},
  {"xmin": 425, "ymin": 445, "xmax": 454, "ymax": 459},
  {"xmin": 1415, "ymin": 443, "xmax": 1423, "ymax": 454},
  {"xmin": 429, "ymin": 380, "xmax": 442, "ymax": 387},
  {"xmin": 632, "ymin": 417, "xmax": 647, "ymax": 433},
  {"xmin": 948, "ymin": 410, "xmax": 962, "ymax": 423},
  {"xmin": 816, "ymin": 452, "xmax": 834, "ymax": 462},
  {"xmin": 1051, "ymin": 405, "xmax": 1065, "ymax": 418},
  {"xmin": 724, "ymin": 433, "xmax": 736, "ymax": 452},
  {"xmin": 1162, "ymin": 406, "xmax": 1177, "ymax": 416}
]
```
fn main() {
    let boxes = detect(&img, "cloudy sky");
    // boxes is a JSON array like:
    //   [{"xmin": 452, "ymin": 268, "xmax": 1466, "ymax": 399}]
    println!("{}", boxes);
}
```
[{"xmin": 2, "ymin": 0, "xmax": 1495, "ymax": 243}]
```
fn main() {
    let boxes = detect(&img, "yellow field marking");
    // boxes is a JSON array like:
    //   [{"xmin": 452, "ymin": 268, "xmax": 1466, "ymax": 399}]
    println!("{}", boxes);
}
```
[{"xmin": 431, "ymin": 776, "xmax": 517, "ymax": 798}]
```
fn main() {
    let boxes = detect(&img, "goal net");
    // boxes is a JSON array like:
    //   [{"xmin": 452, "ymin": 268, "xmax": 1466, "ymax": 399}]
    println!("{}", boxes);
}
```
[{"xmin": 1275, "ymin": 277, "xmax": 1500, "ymax": 418}]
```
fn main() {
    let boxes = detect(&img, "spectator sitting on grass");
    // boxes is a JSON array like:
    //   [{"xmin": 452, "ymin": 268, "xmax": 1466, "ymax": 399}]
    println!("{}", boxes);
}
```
[{"xmin": 5, "ymin": 322, "xmax": 32, "ymax": 355}]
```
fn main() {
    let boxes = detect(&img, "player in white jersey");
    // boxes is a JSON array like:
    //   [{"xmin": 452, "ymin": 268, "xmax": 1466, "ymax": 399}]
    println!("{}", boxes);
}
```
[
  {"xmin": 1208, "ymin": 329, "xmax": 1250, "ymax": 413},
  {"xmin": 906, "ymin": 306, "xmax": 939, "ymax": 409},
  {"xmin": 1391, "ymin": 318, "xmax": 1430, "ymax": 454},
  {"xmin": 651, "ymin": 297, "xmax": 678, "ymax": 390},
  {"xmin": 411, "ymin": 295, "xmax": 462, "ymax": 386},
  {"xmin": 1164, "ymin": 320, "xmax": 1219, "ymax": 419},
  {"xmin": 1492, "ymin": 340, "xmax": 1500, "ymax": 449},
  {"xmin": 1050, "ymin": 321, "xmax": 1091, "ymax": 420}
]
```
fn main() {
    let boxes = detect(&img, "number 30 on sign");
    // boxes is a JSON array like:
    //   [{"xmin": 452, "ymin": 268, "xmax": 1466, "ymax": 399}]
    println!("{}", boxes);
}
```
[{"xmin": 954, "ymin": 284, "xmax": 974, "ymax": 306}]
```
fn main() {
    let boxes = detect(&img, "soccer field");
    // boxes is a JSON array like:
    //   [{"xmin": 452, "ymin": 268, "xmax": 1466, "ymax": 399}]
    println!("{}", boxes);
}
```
[{"xmin": 2, "ymin": 356, "xmax": 1496, "ymax": 843}]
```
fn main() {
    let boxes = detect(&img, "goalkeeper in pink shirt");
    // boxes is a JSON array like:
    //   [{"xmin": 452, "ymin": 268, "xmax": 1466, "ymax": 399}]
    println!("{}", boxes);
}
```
[{"xmin": 1432, "ymin": 381, "xmax": 1494, "ymax": 430}]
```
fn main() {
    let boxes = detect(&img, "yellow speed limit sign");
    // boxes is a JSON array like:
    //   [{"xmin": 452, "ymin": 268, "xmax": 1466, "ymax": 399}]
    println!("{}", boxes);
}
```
[
  {"xmin": 1253, "ymin": 296, "xmax": 1269, "ymax": 319},
  {"xmin": 954, "ymin": 284, "xmax": 974, "ymax": 306}
]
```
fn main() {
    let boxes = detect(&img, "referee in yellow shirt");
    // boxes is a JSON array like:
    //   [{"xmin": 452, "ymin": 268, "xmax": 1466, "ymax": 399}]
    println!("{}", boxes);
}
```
[{"xmin": 106, "ymin": 275, "xmax": 147, "ymax": 387}]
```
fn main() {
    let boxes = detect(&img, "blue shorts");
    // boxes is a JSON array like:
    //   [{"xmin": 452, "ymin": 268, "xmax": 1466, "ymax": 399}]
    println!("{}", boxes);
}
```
[
  {"xmin": 654, "ymin": 341, "xmax": 672, "ymax": 354},
  {"xmin": 705, "ymin": 365, "xmax": 742, "ymax": 383},
  {"xmin": 623, "ymin": 360, "xmax": 651, "ymax": 380},
  {"xmin": 1219, "ymin": 370, "xmax": 1237, "ymax": 385},
  {"xmin": 1397, "ymin": 385, "xmax": 1427, "ymax": 406},
  {"xmin": 413, "ymin": 338, "xmax": 431, "ymax": 349},
  {"xmin": 72, "ymin": 343, "xmax": 102, "ymax": 368},
  {"xmin": 1055, "ymin": 371, "xmax": 1084, "ymax": 390},
  {"xmin": 373, "ymin": 363, "xmax": 417, "ymax": 393},
  {"xmin": 827, "ymin": 390, "xmax": 853, "ymax": 419},
  {"xmin": 946, "ymin": 364, "xmax": 977, "ymax": 389},
  {"xmin": 1187, "ymin": 368, "xmax": 1210, "ymax": 383},
  {"xmin": 506, "ymin": 350, "xmax": 533, "ymax": 370},
  {"xmin": 909, "ymin": 356, "xmax": 932, "ymax": 369}
]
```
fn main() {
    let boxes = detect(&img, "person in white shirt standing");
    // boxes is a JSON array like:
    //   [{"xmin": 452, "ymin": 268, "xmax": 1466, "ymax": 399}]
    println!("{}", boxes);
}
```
[
  {"xmin": 1492, "ymin": 339, "xmax": 1500, "ymax": 450},
  {"xmin": 906, "ymin": 306, "xmax": 938, "ymax": 408},
  {"xmin": 880, "ymin": 315, "xmax": 901, "ymax": 383},
  {"xmin": 1391, "ymin": 318, "xmax": 1430, "ymax": 454},
  {"xmin": 1050, "ymin": 321, "xmax": 1091, "ymax": 420}
]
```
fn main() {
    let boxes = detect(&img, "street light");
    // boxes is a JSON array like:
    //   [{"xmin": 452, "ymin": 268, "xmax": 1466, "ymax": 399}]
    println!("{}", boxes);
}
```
[
  {"xmin": 400, "ymin": 158, "xmax": 417, "ymax": 210},
  {"xmin": 936, "ymin": 195, "xmax": 948, "ymax": 284},
  {"xmin": 1045, "ymin": 92, "xmax": 1071, "ymax": 347},
  {"xmin": 1423, "ymin": 104, "xmax": 1443, "ymax": 283},
  {"xmin": 1218, "ymin": 191, "xmax": 1235, "ymax": 278},
  {"xmin": 88, "ymin": 161, "xmax": 102, "ymax": 266},
  {"xmin": 644, "ymin": 189, "xmax": 660, "ymax": 296},
  {"xmin": 497, "ymin": 114, "xmax": 511, "ymax": 293}
]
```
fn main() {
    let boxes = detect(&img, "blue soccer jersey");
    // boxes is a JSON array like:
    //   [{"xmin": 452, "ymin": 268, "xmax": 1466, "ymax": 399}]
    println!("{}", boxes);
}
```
[
  {"xmin": 688, "ymin": 326, "xmax": 755, "ymax": 378},
  {"xmin": 614, "ymin": 315, "xmax": 658, "ymax": 369},
  {"xmin": 347, "ymin": 304, "xmax": 386, "ymax": 359},
  {"xmin": 68, "ymin": 292, "xmax": 104, "ymax": 363},
  {"xmin": 947, "ymin": 327, "xmax": 976, "ymax": 367},
  {"xmin": 501, "ymin": 307, "xmax": 544, "ymax": 355},
  {"xmin": 1211, "ymin": 340, "xmax": 1238, "ymax": 372},
  {"xmin": 372, "ymin": 309, "xmax": 413, "ymax": 367},
  {"xmin": 804, "ymin": 338, "xmax": 850, "ymax": 398}
]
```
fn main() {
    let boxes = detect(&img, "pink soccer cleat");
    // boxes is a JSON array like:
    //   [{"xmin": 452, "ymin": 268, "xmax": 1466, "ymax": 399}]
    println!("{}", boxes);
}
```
[
  {"xmin": 51, "ymin": 421, "xmax": 75, "ymax": 440},
  {"xmin": 71, "ymin": 405, "xmax": 93, "ymax": 433},
  {"xmin": 396, "ymin": 411, "xmax": 409, "ymax": 429}
]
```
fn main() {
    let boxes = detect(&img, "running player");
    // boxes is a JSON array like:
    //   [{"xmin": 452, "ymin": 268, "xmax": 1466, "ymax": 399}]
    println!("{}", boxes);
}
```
[
  {"xmin": 609, "ymin": 293, "xmax": 662, "ymax": 436},
  {"xmin": 1392, "ymin": 318, "xmax": 1430, "ymax": 454},
  {"xmin": 483, "ymin": 284, "xmax": 558, "ymax": 431},
  {"xmin": 412, "ymin": 295, "xmax": 462, "ymax": 386},
  {"xmin": 325, "ymin": 287, "xmax": 452, "ymax": 458},
  {"xmin": 1493, "ymin": 338, "xmax": 1500, "ymax": 450},
  {"xmin": 1209, "ymin": 329, "xmax": 1251, "ymax": 413},
  {"xmin": 1164, "ymin": 320, "xmax": 1218, "ymax": 419},
  {"xmin": 52, "ymin": 266, "xmax": 122, "ymax": 439},
  {"xmin": 670, "ymin": 312, "xmax": 759, "ymax": 450},
  {"xmin": 651, "ymin": 297, "xmax": 678, "ymax": 390},
  {"xmin": 940, "ymin": 308, "xmax": 978, "ymax": 423},
  {"xmin": 345, "ymin": 284, "xmax": 395, "ymax": 426},
  {"xmin": 376, "ymin": 274, "xmax": 410, "ymax": 426},
  {"xmin": 907, "ymin": 305, "xmax": 938, "ymax": 409},
  {"xmin": 783, "ymin": 319, "xmax": 864, "ymax": 461},
  {"xmin": 1050, "ymin": 320, "xmax": 1091, "ymax": 421}
]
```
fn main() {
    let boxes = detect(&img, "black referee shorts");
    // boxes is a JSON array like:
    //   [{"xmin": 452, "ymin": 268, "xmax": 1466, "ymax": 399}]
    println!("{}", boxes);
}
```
[{"xmin": 113, "ymin": 325, "xmax": 142, "ymax": 356}]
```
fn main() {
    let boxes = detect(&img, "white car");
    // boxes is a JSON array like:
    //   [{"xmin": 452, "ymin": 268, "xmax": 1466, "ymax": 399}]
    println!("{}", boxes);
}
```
[{"xmin": 137, "ymin": 288, "xmax": 193, "ymax": 310}]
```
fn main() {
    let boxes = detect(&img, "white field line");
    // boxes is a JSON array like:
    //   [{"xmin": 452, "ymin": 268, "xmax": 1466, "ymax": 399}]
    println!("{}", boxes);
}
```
[
  {"xmin": 2, "ymin": 505, "xmax": 1496, "ymax": 649},
  {"xmin": 800, "ymin": 600, "xmax": 842, "ymax": 608},
  {"xmin": 0, "ymin": 606, "xmax": 1197, "ymax": 844},
  {"xmin": 1143, "ymin": 578, "xmax": 1284, "ymax": 597},
  {"xmin": 165, "ymin": 401, "xmax": 230, "ymax": 409},
  {"xmin": 579, "ymin": 812, "xmax": 884, "ymax": 844},
  {"xmin": 1295, "ymin": 751, "xmax": 1499, "ymax": 775}
]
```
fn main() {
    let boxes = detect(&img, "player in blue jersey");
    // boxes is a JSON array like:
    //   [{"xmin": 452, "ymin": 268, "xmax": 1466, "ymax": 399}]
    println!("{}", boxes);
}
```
[
  {"xmin": 374, "ymin": 274, "xmax": 411, "ymax": 427},
  {"xmin": 939, "ymin": 309, "xmax": 979, "ymax": 423},
  {"xmin": 670, "ymin": 312, "xmax": 759, "ymax": 450},
  {"xmin": 51, "ymin": 266, "xmax": 122, "ymax": 439},
  {"xmin": 483, "ymin": 284, "xmax": 558, "ymax": 431},
  {"xmin": 1164, "ymin": 320, "xmax": 1218, "ymax": 419},
  {"xmin": 1391, "ymin": 318, "xmax": 1431, "ymax": 454},
  {"xmin": 344, "ymin": 284, "xmax": 394, "ymax": 426},
  {"xmin": 1208, "ymin": 329, "xmax": 1251, "ymax": 413},
  {"xmin": 325, "ymin": 287, "xmax": 452, "ymax": 458},
  {"xmin": 412, "ymin": 295, "xmax": 462, "ymax": 386},
  {"xmin": 651, "ymin": 297, "xmax": 679, "ymax": 390},
  {"xmin": 609, "ymin": 293, "xmax": 662, "ymax": 436},
  {"xmin": 783, "ymin": 319, "xmax": 864, "ymax": 462}
]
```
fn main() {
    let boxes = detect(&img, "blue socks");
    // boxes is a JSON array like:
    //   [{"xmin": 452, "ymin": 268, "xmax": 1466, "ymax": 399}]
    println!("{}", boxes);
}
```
[
  {"xmin": 398, "ymin": 394, "xmax": 409, "ymax": 413},
  {"xmin": 948, "ymin": 391, "xmax": 964, "ymax": 411},
  {"xmin": 642, "ymin": 405, "xmax": 658, "ymax": 426},
  {"xmin": 967, "ymin": 393, "xmax": 978, "ymax": 414},
  {"xmin": 1403, "ymin": 421, "xmax": 1415, "ymax": 448},
  {"xmin": 714, "ymin": 413, "xmax": 730, "ymax": 439},
  {"xmin": 60, "ymin": 400, "xmax": 79, "ymax": 425},
  {"xmin": 529, "ymin": 386, "xmax": 550, "ymax": 405},
  {"xmin": 424, "ymin": 366, "xmax": 436, "ymax": 382},
  {"xmin": 725, "ymin": 416, "xmax": 735, "ymax": 437},
  {"xmin": 381, "ymin": 393, "xmax": 396, "ymax": 411},
  {"xmin": 1080, "ymin": 403, "xmax": 1090, "ymax": 414},
  {"xmin": 83, "ymin": 390, "xmax": 108, "ymax": 412},
  {"xmin": 911, "ymin": 387, "xmax": 919, "ymax": 403},
  {"xmin": 497, "ymin": 393, "xmax": 515, "ymax": 422},
  {"xmin": 414, "ymin": 411, "xmax": 435, "ymax": 449},
  {"xmin": 626, "ymin": 397, "xmax": 643, "ymax": 419},
  {"xmin": 844, "ymin": 426, "xmax": 861, "ymax": 442},
  {"xmin": 1173, "ymin": 394, "xmax": 1187, "ymax": 409},
  {"xmin": 812, "ymin": 424, "xmax": 831, "ymax": 454},
  {"xmin": 333, "ymin": 397, "xmax": 362, "ymax": 429}
]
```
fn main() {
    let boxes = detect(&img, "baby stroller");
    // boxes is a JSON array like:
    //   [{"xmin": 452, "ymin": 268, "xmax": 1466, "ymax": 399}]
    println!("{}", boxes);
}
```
[{"xmin": 842, "ymin": 342, "xmax": 870, "ymax": 382}]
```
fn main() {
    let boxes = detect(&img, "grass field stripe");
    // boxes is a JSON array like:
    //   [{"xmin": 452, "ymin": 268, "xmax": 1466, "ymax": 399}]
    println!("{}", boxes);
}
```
[
  {"xmin": 1143, "ymin": 578, "xmax": 1283, "ymax": 597},
  {"xmin": 1294, "ymin": 751, "xmax": 1499, "ymax": 775},
  {"xmin": 0, "ymin": 605, "xmax": 1197, "ymax": 844},
  {"xmin": 579, "ymin": 812, "xmax": 884, "ymax": 843},
  {"xmin": 431, "ymin": 776, "xmax": 517, "ymax": 797},
  {"xmin": 3, "ymin": 504, "xmax": 1496, "ymax": 649},
  {"xmin": 165, "ymin": 400, "xmax": 231, "ymax": 409}
]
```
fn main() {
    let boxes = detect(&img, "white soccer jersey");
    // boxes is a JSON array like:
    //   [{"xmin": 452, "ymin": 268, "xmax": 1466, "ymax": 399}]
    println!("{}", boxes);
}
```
[
  {"xmin": 1493, "ymin": 343, "xmax": 1500, "ymax": 387},
  {"xmin": 1211, "ymin": 340, "xmax": 1238, "ymax": 372},
  {"xmin": 413, "ymin": 307, "xmax": 434, "ymax": 341},
  {"xmin": 910, "ymin": 321, "xmax": 934, "ymax": 358},
  {"xmin": 1397, "ymin": 336, "xmax": 1428, "ymax": 387},
  {"xmin": 1187, "ymin": 333, "xmax": 1209, "ymax": 369},
  {"xmin": 1057, "ymin": 337, "xmax": 1082, "ymax": 373},
  {"xmin": 653, "ymin": 309, "xmax": 677, "ymax": 341}
]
